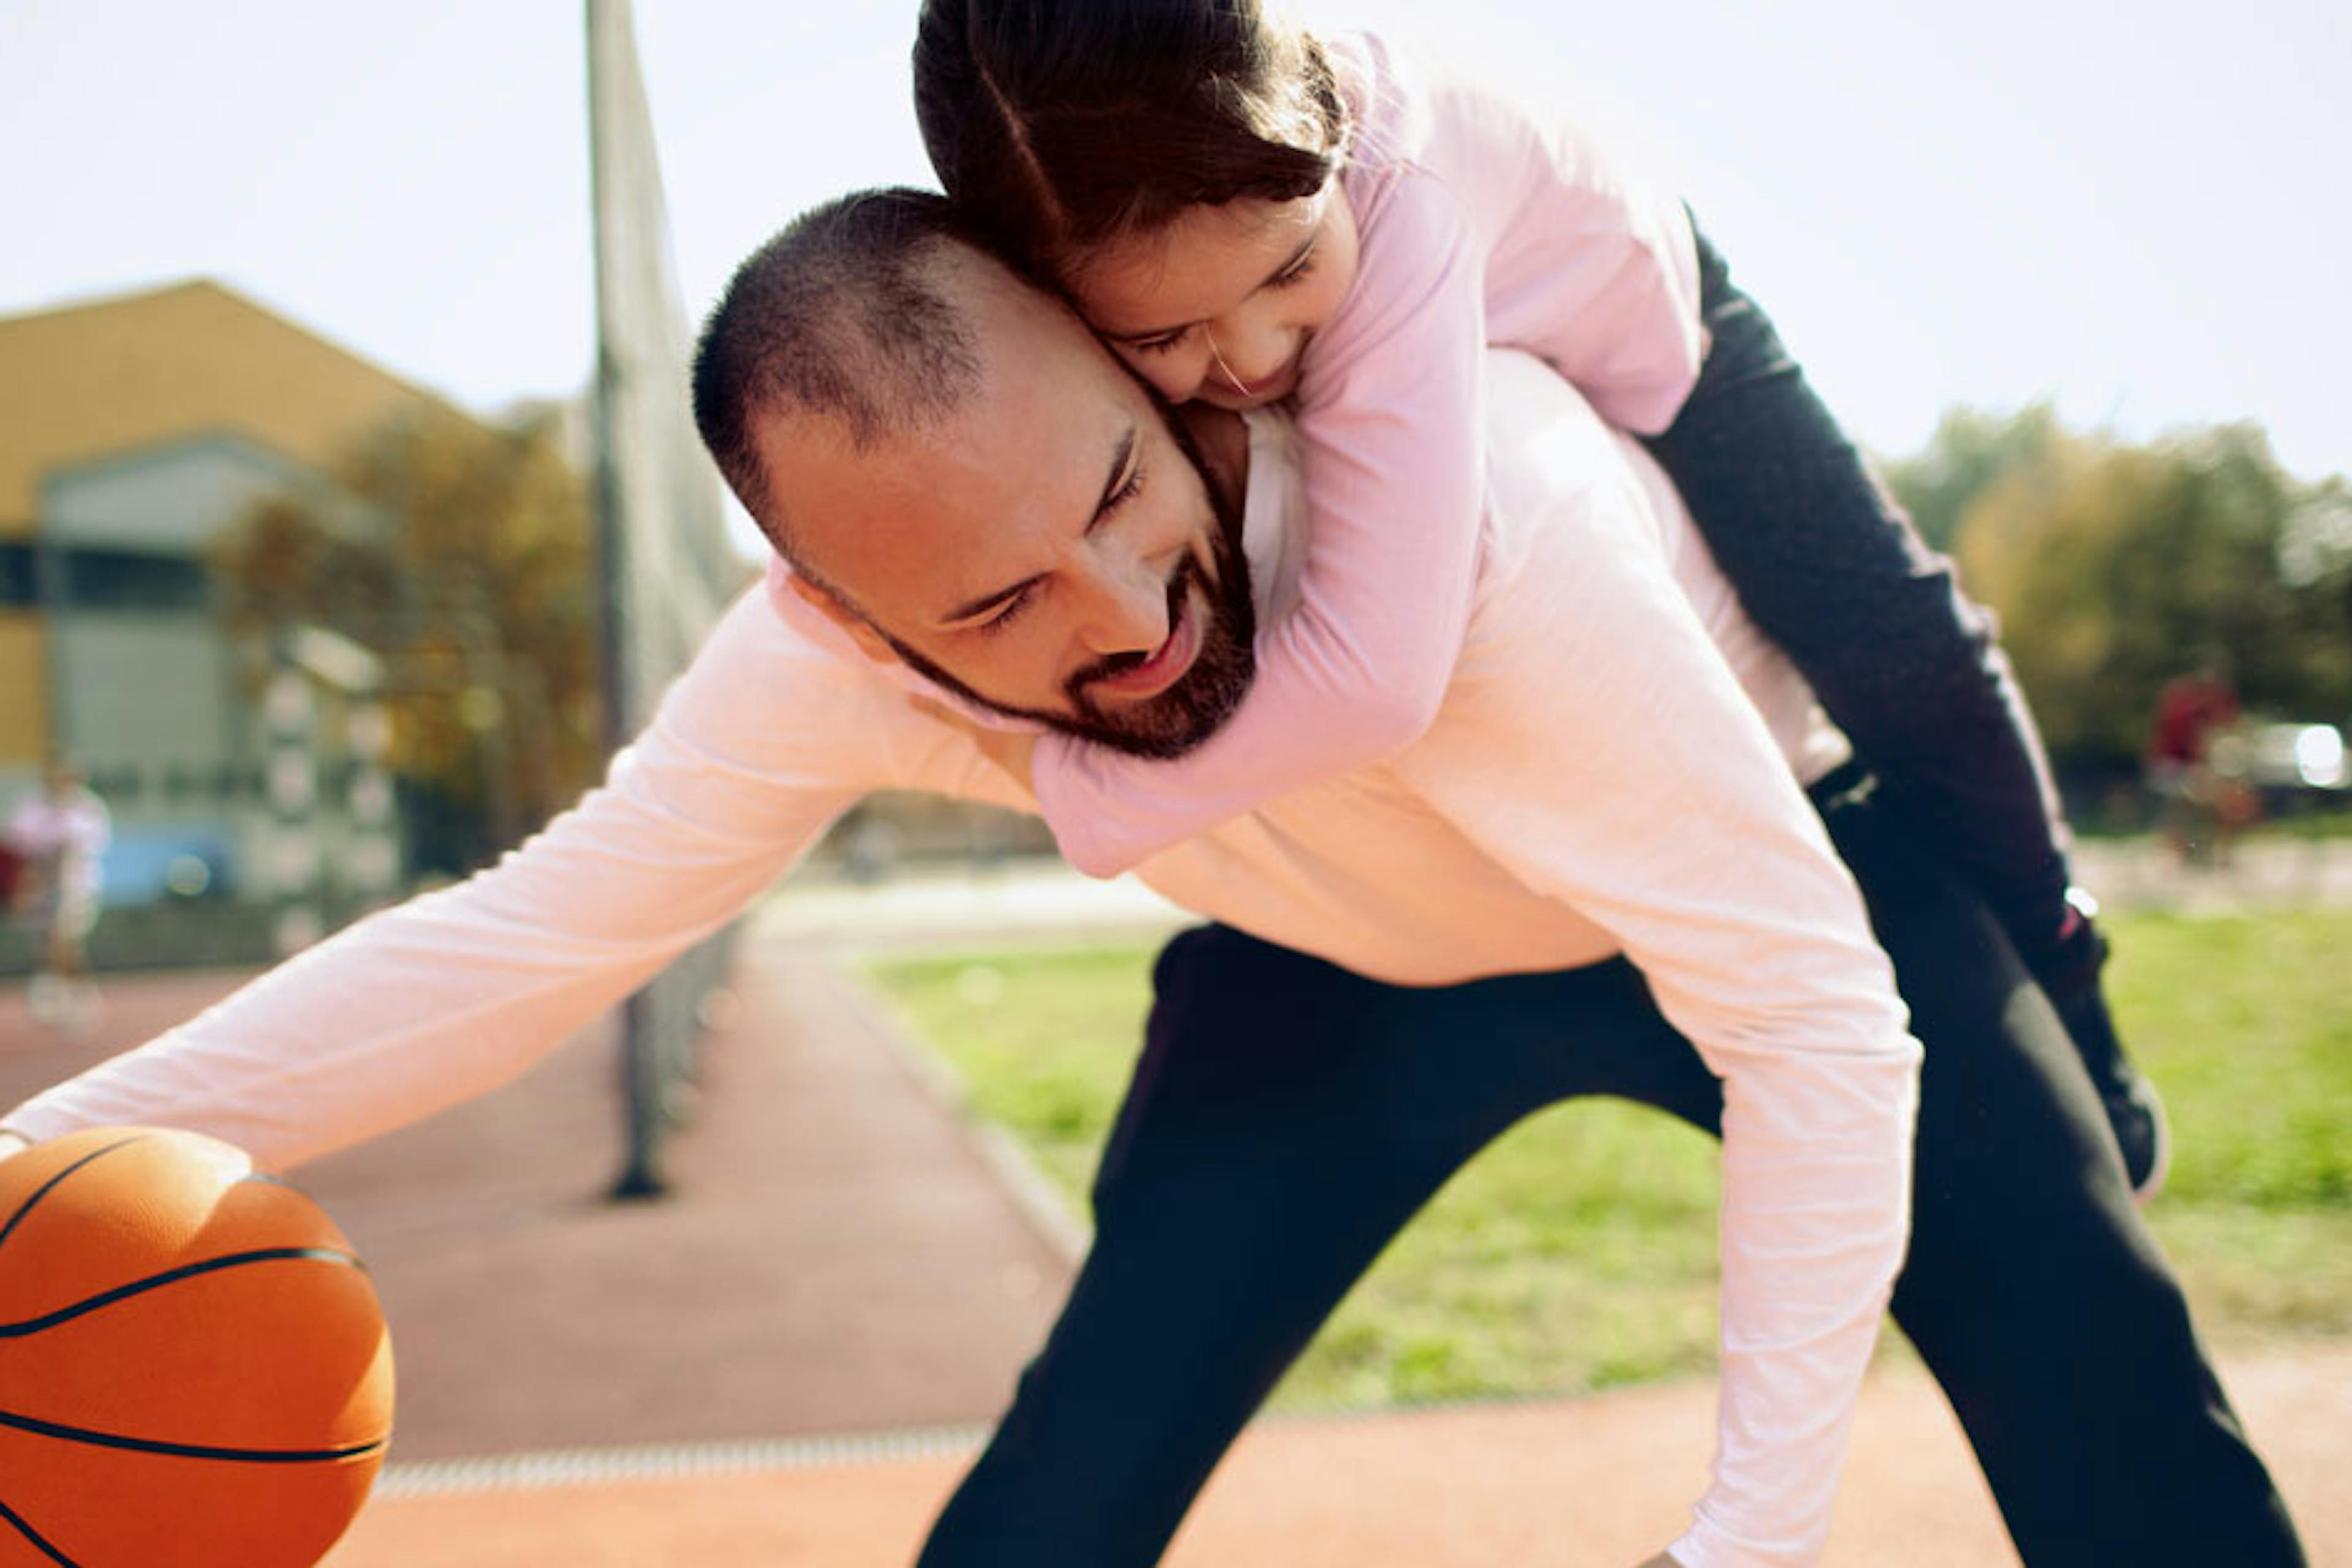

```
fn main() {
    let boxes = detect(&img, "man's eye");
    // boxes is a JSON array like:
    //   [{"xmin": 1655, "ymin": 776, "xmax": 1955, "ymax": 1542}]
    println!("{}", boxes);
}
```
[
  {"xmin": 1107, "ymin": 459, "xmax": 1145, "ymax": 510},
  {"xmin": 976, "ymin": 587, "xmax": 1035, "ymax": 636}
]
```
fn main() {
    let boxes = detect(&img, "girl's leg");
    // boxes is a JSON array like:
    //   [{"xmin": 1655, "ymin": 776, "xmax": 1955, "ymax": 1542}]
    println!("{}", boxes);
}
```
[{"xmin": 1639, "ymin": 228, "xmax": 2163, "ymax": 1193}]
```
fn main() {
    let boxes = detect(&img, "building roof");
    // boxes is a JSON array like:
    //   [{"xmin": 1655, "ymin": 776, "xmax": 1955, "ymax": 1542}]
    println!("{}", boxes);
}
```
[{"xmin": 0, "ymin": 279, "xmax": 468, "ymax": 534}]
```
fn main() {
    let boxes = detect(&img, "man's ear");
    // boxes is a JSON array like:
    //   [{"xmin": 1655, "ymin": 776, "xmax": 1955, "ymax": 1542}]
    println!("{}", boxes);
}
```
[{"xmin": 788, "ymin": 573, "xmax": 902, "ymax": 668}]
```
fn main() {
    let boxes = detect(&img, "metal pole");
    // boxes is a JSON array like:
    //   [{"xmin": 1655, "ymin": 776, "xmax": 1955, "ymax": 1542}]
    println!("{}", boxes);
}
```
[{"xmin": 585, "ymin": 0, "xmax": 667, "ymax": 1200}]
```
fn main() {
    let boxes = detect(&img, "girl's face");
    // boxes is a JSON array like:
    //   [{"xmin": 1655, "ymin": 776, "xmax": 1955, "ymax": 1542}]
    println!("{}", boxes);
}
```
[{"xmin": 1066, "ymin": 184, "xmax": 1359, "ymax": 412}]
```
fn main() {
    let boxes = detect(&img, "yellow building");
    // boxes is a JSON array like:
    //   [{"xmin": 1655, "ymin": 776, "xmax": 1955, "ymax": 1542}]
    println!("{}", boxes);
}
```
[{"xmin": 0, "ymin": 279, "xmax": 458, "ymax": 900}]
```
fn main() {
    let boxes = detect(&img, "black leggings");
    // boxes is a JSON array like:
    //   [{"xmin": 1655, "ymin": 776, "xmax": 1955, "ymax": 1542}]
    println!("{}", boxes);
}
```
[
  {"xmin": 1641, "ymin": 228, "xmax": 2076, "ymax": 974},
  {"xmin": 918, "ymin": 784, "xmax": 2302, "ymax": 1566}
]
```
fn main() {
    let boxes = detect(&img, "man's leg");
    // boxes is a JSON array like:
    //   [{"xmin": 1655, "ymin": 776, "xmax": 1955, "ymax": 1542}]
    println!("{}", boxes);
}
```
[
  {"xmin": 28, "ymin": 895, "xmax": 68, "ymax": 1025},
  {"xmin": 40, "ymin": 902, "xmax": 98, "ymax": 1031},
  {"xmin": 916, "ymin": 925, "xmax": 1717, "ymax": 1567},
  {"xmin": 1817, "ymin": 775, "xmax": 2302, "ymax": 1563},
  {"xmin": 921, "ymin": 837, "xmax": 2302, "ymax": 1564}
]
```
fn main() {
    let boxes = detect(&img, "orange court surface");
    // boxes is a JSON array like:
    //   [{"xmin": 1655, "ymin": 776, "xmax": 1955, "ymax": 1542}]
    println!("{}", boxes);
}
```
[
  {"xmin": 2, "ymin": 907, "xmax": 2346, "ymax": 1566},
  {"xmin": 322, "ymin": 1351, "xmax": 2351, "ymax": 1567}
]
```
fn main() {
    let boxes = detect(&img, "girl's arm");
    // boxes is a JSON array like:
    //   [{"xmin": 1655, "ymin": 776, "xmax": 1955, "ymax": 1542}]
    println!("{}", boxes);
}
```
[{"xmin": 1032, "ymin": 179, "xmax": 1489, "ymax": 877}]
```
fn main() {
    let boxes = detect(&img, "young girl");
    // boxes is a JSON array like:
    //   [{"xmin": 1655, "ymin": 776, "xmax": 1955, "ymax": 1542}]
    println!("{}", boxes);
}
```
[{"xmin": 897, "ymin": 1, "xmax": 2158, "ymax": 1193}]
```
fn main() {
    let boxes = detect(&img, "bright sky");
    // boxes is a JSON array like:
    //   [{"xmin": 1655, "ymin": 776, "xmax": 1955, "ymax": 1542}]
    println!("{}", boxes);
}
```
[{"xmin": 2, "ymin": 0, "xmax": 2344, "ymax": 482}]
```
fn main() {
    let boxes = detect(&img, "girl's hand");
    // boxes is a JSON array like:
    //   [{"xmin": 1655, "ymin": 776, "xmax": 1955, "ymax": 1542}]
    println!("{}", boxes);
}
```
[{"xmin": 0, "ymin": 1131, "xmax": 32, "ymax": 1163}]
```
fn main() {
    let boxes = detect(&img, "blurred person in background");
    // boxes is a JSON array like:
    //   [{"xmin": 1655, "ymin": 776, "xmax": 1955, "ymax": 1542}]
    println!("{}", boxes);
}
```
[
  {"xmin": 8, "ymin": 757, "xmax": 111, "ymax": 1031},
  {"xmin": 2146, "ymin": 660, "xmax": 2252, "ymax": 865}
]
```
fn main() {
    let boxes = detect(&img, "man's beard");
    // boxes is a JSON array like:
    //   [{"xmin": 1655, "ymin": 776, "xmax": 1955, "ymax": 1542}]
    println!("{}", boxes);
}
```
[{"xmin": 882, "ymin": 425, "xmax": 1257, "ymax": 760}]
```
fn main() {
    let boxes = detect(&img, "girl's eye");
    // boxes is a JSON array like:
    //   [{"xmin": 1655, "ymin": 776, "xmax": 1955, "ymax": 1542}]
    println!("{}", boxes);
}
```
[
  {"xmin": 1269, "ymin": 249, "xmax": 1317, "ymax": 289},
  {"xmin": 1128, "ymin": 329, "xmax": 1189, "ymax": 356}
]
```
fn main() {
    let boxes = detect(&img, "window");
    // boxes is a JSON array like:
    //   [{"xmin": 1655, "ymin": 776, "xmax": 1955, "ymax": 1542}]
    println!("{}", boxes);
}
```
[
  {"xmin": 0, "ymin": 542, "xmax": 31, "ymax": 606},
  {"xmin": 61, "ymin": 548, "xmax": 211, "ymax": 611}
]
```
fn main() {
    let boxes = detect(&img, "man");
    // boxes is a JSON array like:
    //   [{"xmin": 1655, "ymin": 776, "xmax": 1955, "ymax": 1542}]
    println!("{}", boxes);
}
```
[
  {"xmin": 2, "ymin": 193, "xmax": 2301, "ymax": 1566},
  {"xmin": 7, "ymin": 757, "xmax": 110, "ymax": 1031}
]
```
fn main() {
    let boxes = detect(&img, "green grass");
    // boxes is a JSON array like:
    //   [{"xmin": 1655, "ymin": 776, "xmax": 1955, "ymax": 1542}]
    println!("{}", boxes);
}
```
[
  {"xmin": 2114, "ymin": 910, "xmax": 2352, "ymax": 1341},
  {"xmin": 864, "ymin": 907, "xmax": 2352, "ymax": 1409},
  {"xmin": 2073, "ymin": 811, "xmax": 2352, "ymax": 843},
  {"xmin": 2262, "ymin": 804, "xmax": 2352, "ymax": 841}
]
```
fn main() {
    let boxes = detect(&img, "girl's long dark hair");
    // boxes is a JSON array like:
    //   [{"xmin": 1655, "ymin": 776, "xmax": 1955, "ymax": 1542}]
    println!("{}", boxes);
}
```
[{"xmin": 913, "ymin": 0, "xmax": 1349, "ymax": 271}]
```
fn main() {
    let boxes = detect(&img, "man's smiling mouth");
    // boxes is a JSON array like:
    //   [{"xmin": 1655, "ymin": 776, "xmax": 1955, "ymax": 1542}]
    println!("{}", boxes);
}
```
[{"xmin": 1083, "ymin": 587, "xmax": 1204, "ymax": 703}]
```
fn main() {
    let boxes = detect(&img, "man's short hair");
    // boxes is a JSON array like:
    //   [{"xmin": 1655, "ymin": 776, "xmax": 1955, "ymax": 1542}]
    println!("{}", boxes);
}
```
[{"xmin": 691, "ymin": 187, "xmax": 991, "ymax": 554}]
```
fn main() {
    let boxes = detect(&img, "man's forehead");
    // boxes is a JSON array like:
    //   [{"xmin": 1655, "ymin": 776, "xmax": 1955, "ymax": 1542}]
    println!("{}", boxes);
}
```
[
  {"xmin": 954, "ymin": 247, "xmax": 1127, "ymax": 382},
  {"xmin": 756, "ymin": 267, "xmax": 1139, "ymax": 599}
]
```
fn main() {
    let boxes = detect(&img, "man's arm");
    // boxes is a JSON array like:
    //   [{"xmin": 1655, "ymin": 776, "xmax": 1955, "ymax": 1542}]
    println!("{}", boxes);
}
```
[
  {"xmin": 1394, "ymin": 358, "xmax": 1919, "ymax": 1568},
  {"xmin": 1, "ymin": 594, "xmax": 973, "ymax": 1170}
]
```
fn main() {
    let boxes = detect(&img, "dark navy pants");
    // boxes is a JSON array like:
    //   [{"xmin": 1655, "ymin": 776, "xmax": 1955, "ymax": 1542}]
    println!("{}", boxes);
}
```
[
  {"xmin": 1642, "ymin": 227, "xmax": 2077, "ymax": 976},
  {"xmin": 918, "ymin": 780, "xmax": 2302, "ymax": 1566}
]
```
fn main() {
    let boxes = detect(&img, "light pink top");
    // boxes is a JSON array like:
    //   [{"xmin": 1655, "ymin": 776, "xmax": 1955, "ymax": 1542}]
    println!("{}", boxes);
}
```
[{"xmin": 1026, "ymin": 29, "xmax": 1705, "ymax": 875}]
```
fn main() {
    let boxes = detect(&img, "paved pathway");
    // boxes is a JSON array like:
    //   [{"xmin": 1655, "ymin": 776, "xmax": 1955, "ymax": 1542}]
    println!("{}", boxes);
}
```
[
  {"xmin": 0, "ymin": 933, "xmax": 1078, "ymax": 1461},
  {"xmin": 304, "ymin": 937, "xmax": 1076, "ymax": 1458},
  {"xmin": 2071, "ymin": 834, "xmax": 2352, "ymax": 911}
]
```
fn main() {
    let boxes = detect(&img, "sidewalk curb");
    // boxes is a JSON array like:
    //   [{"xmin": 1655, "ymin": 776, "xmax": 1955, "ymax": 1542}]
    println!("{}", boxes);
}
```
[
  {"xmin": 377, "ymin": 1425, "xmax": 991, "ymax": 1498},
  {"xmin": 820, "ymin": 955, "xmax": 1093, "ymax": 1266}
]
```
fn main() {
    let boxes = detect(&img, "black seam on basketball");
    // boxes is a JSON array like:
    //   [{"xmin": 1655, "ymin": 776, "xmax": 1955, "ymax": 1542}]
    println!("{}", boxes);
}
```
[
  {"xmin": 227, "ymin": 1176, "xmax": 376, "ymax": 1275},
  {"xmin": 0, "ymin": 1247, "xmax": 365, "ymax": 1338},
  {"xmin": 0, "ymin": 1407, "xmax": 385, "ymax": 1465},
  {"xmin": 0, "ymin": 1133, "xmax": 154, "ymax": 1262},
  {"xmin": 0, "ymin": 1495, "xmax": 83, "ymax": 1566}
]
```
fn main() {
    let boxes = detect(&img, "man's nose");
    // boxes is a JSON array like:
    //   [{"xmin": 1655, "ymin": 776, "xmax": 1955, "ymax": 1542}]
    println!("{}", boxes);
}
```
[{"xmin": 1072, "ymin": 551, "xmax": 1171, "ymax": 657}]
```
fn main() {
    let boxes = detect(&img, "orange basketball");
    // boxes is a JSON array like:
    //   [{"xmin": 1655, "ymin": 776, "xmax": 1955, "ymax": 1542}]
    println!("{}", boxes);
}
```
[{"xmin": 0, "ymin": 1127, "xmax": 394, "ymax": 1567}]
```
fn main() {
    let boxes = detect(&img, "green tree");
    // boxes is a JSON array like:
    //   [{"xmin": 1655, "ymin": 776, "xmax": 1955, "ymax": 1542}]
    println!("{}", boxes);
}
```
[
  {"xmin": 1951, "ymin": 420, "xmax": 2351, "ymax": 767},
  {"xmin": 211, "ymin": 405, "xmax": 603, "ymax": 862},
  {"xmin": 2278, "ymin": 477, "xmax": 2352, "ymax": 709},
  {"xmin": 1882, "ymin": 402, "xmax": 2064, "ymax": 552}
]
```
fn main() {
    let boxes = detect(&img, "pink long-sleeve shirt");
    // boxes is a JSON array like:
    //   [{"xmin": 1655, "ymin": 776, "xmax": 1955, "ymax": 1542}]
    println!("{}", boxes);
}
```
[
  {"xmin": 1024, "ymin": 29, "xmax": 1706, "ymax": 876},
  {"xmin": 10, "ymin": 361, "xmax": 1911, "ymax": 1568}
]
